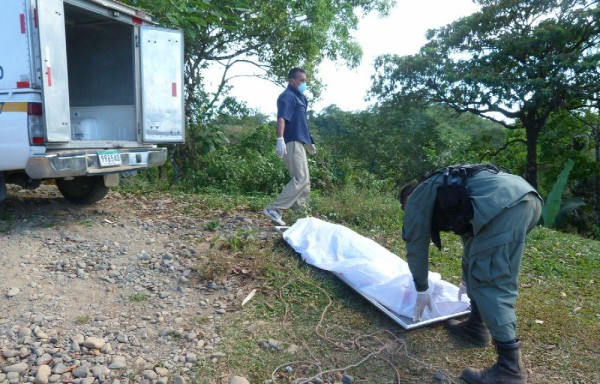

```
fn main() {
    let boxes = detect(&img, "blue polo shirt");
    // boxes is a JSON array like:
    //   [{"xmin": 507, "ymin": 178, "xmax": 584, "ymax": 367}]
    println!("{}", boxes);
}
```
[{"xmin": 277, "ymin": 85, "xmax": 314, "ymax": 145}]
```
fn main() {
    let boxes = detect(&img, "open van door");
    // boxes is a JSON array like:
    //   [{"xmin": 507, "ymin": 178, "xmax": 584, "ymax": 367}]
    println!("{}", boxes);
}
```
[
  {"xmin": 140, "ymin": 26, "xmax": 184, "ymax": 143},
  {"xmin": 37, "ymin": 0, "xmax": 71, "ymax": 142}
]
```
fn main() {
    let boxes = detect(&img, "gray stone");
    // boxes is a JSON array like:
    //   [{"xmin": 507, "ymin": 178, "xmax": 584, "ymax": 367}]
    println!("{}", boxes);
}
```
[
  {"xmin": 286, "ymin": 344, "xmax": 300, "ymax": 354},
  {"xmin": 35, "ymin": 330, "xmax": 48, "ymax": 339},
  {"xmin": 228, "ymin": 376, "xmax": 250, "ymax": 384},
  {"xmin": 19, "ymin": 346, "xmax": 31, "ymax": 358},
  {"xmin": 185, "ymin": 353, "xmax": 197, "ymax": 363},
  {"xmin": 52, "ymin": 363, "xmax": 69, "ymax": 374},
  {"xmin": 83, "ymin": 337, "xmax": 105, "ymax": 349},
  {"xmin": 37, "ymin": 354, "xmax": 53, "ymax": 366},
  {"xmin": 73, "ymin": 365, "xmax": 90, "ymax": 378},
  {"xmin": 342, "ymin": 374, "xmax": 354, "ymax": 384},
  {"xmin": 267, "ymin": 339, "xmax": 281, "ymax": 349},
  {"xmin": 2, "ymin": 362, "xmax": 29, "ymax": 373},
  {"xmin": 71, "ymin": 334, "xmax": 85, "ymax": 344},
  {"xmin": 109, "ymin": 356, "xmax": 127, "ymax": 370},
  {"xmin": 142, "ymin": 370, "xmax": 158, "ymax": 380},
  {"xmin": 209, "ymin": 352, "xmax": 226, "ymax": 359},
  {"xmin": 173, "ymin": 376, "xmax": 186, "ymax": 384},
  {"xmin": 6, "ymin": 288, "xmax": 20, "ymax": 298},
  {"xmin": 35, "ymin": 365, "xmax": 51, "ymax": 384},
  {"xmin": 101, "ymin": 342, "xmax": 113, "ymax": 353},
  {"xmin": 2, "ymin": 349, "xmax": 19, "ymax": 358},
  {"xmin": 91, "ymin": 365, "xmax": 108, "ymax": 380},
  {"xmin": 18, "ymin": 327, "xmax": 32, "ymax": 338}
]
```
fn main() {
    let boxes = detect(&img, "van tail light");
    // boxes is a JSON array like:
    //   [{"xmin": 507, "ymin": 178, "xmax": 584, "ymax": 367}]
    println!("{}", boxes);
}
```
[{"xmin": 27, "ymin": 102, "xmax": 45, "ymax": 146}]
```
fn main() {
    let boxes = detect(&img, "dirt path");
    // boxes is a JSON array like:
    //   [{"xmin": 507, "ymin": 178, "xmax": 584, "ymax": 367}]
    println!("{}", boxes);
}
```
[{"xmin": 0, "ymin": 185, "xmax": 274, "ymax": 384}]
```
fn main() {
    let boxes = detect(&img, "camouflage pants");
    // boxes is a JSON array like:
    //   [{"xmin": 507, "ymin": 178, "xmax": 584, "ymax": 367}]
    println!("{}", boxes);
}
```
[{"xmin": 462, "ymin": 193, "xmax": 542, "ymax": 342}]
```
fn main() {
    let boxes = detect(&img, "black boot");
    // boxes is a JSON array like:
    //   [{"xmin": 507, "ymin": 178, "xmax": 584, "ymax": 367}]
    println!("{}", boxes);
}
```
[
  {"xmin": 447, "ymin": 302, "xmax": 491, "ymax": 347},
  {"xmin": 461, "ymin": 339, "xmax": 526, "ymax": 384}
]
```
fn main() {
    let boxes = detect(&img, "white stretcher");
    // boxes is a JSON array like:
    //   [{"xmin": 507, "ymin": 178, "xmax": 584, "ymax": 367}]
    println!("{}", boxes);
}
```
[{"xmin": 276, "ymin": 217, "xmax": 471, "ymax": 330}]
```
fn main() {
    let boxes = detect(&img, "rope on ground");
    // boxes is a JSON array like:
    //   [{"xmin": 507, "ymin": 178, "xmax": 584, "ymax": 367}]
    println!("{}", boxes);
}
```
[
  {"xmin": 292, "ymin": 343, "xmax": 401, "ymax": 384},
  {"xmin": 272, "ymin": 275, "xmax": 460, "ymax": 384}
]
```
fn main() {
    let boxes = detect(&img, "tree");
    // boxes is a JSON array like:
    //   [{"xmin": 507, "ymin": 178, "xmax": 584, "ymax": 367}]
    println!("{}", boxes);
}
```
[
  {"xmin": 371, "ymin": 0, "xmax": 599, "ymax": 188},
  {"xmin": 123, "ymin": 0, "xmax": 394, "ymax": 181},
  {"xmin": 126, "ymin": 0, "xmax": 394, "ymax": 124},
  {"xmin": 312, "ymin": 103, "xmax": 507, "ymax": 186}
]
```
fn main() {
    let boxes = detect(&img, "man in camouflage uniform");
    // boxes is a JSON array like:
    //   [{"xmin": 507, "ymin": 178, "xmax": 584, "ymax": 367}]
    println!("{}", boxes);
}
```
[{"xmin": 400, "ymin": 165, "xmax": 542, "ymax": 384}]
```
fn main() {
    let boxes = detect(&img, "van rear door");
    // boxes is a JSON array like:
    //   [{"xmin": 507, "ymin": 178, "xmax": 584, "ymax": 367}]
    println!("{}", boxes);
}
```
[
  {"xmin": 140, "ymin": 26, "xmax": 184, "ymax": 143},
  {"xmin": 38, "ymin": 0, "xmax": 71, "ymax": 142}
]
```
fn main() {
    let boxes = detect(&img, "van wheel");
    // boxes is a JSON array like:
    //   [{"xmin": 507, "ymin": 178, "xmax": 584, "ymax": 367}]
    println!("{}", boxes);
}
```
[{"xmin": 56, "ymin": 176, "xmax": 109, "ymax": 204}]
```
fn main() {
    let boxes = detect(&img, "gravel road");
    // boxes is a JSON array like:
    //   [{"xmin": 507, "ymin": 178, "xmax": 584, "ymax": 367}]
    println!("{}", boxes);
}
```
[{"xmin": 0, "ymin": 185, "xmax": 274, "ymax": 384}]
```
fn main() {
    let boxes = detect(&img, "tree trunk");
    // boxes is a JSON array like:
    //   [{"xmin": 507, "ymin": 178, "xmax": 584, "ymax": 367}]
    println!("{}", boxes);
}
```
[
  {"xmin": 525, "ymin": 124, "xmax": 540, "ymax": 190},
  {"xmin": 594, "ymin": 123, "xmax": 600, "ymax": 229}
]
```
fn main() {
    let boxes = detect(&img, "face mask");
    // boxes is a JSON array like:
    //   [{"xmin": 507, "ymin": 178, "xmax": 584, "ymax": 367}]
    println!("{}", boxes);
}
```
[{"xmin": 297, "ymin": 82, "xmax": 307, "ymax": 94}]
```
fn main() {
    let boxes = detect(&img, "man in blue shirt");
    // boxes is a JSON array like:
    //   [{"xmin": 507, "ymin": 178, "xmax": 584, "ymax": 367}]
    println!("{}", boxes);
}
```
[{"xmin": 264, "ymin": 68, "xmax": 316, "ymax": 226}]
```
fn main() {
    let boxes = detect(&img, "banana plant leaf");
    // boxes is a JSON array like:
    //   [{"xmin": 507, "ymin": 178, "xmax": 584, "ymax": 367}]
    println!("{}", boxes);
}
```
[{"xmin": 541, "ymin": 159, "xmax": 575, "ymax": 228}]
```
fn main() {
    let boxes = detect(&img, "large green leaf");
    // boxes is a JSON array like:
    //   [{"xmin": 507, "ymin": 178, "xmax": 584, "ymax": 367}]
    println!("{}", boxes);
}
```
[{"xmin": 541, "ymin": 159, "xmax": 575, "ymax": 228}]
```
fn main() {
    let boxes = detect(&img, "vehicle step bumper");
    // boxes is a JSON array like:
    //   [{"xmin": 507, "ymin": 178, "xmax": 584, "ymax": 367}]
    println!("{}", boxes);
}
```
[{"xmin": 25, "ymin": 147, "xmax": 167, "ymax": 179}]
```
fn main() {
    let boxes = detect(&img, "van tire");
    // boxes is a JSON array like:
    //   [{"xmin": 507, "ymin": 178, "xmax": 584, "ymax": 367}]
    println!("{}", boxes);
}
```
[{"xmin": 56, "ymin": 176, "xmax": 110, "ymax": 204}]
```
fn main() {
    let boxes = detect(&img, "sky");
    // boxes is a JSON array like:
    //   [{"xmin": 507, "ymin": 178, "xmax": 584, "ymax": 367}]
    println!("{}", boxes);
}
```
[{"xmin": 207, "ymin": 0, "xmax": 480, "ymax": 116}]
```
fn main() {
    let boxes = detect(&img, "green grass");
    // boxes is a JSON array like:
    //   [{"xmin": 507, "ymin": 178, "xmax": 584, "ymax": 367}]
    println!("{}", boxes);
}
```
[
  {"xmin": 0, "ymin": 211, "xmax": 13, "ymax": 233},
  {"xmin": 0, "ymin": 222, "xmax": 12, "ymax": 233},
  {"xmin": 111, "ymin": 183, "xmax": 598, "ymax": 383},
  {"xmin": 128, "ymin": 293, "xmax": 150, "ymax": 302},
  {"xmin": 204, "ymin": 219, "xmax": 221, "ymax": 231},
  {"xmin": 74, "ymin": 315, "xmax": 91, "ymax": 325},
  {"xmin": 78, "ymin": 219, "xmax": 94, "ymax": 228}
]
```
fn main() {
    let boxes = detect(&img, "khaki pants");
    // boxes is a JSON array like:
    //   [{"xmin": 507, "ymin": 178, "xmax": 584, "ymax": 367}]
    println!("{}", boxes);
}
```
[
  {"xmin": 268, "ymin": 141, "xmax": 310, "ymax": 210},
  {"xmin": 462, "ymin": 193, "xmax": 542, "ymax": 342}
]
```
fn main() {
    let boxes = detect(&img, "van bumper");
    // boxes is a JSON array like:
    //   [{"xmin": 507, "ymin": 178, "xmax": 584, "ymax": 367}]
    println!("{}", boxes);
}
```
[{"xmin": 25, "ymin": 147, "xmax": 167, "ymax": 179}]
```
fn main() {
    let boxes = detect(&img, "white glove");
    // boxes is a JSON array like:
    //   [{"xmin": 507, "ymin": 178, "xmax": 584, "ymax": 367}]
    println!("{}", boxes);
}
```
[
  {"xmin": 276, "ymin": 138, "xmax": 286, "ymax": 158},
  {"xmin": 457, "ymin": 281, "xmax": 467, "ymax": 301},
  {"xmin": 413, "ymin": 291, "xmax": 432, "ymax": 322},
  {"xmin": 307, "ymin": 144, "xmax": 317, "ymax": 155}
]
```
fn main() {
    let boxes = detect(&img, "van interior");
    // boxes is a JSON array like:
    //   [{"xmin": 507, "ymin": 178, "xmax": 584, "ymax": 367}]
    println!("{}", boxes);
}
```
[{"xmin": 64, "ymin": 3, "xmax": 136, "ymax": 141}]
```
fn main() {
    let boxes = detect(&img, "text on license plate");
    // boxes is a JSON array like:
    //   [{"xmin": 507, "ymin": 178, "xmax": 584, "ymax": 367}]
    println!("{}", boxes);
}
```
[{"xmin": 98, "ymin": 150, "xmax": 122, "ymax": 167}]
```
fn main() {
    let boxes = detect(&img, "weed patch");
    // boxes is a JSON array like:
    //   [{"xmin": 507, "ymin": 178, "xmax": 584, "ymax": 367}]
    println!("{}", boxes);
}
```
[
  {"xmin": 74, "ymin": 315, "xmax": 91, "ymax": 325},
  {"xmin": 128, "ymin": 293, "xmax": 149, "ymax": 302}
]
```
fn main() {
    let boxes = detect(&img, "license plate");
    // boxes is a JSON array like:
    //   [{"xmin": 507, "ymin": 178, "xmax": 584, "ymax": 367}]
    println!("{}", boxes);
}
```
[{"xmin": 98, "ymin": 150, "xmax": 122, "ymax": 167}]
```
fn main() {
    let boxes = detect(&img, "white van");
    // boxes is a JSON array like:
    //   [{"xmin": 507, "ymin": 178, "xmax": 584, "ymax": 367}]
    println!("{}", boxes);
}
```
[{"xmin": 0, "ymin": 0, "xmax": 184, "ymax": 203}]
